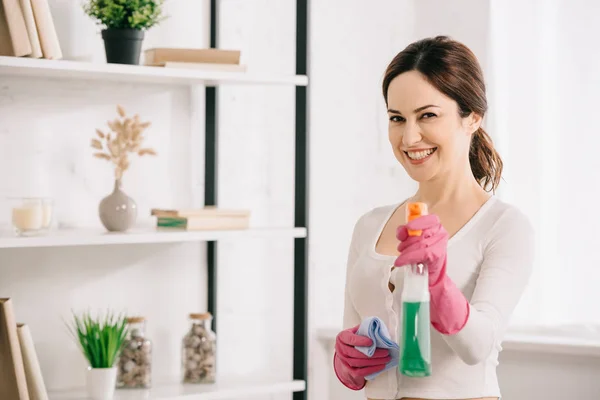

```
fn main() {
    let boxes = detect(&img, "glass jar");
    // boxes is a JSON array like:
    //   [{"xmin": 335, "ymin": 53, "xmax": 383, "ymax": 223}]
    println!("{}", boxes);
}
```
[
  {"xmin": 116, "ymin": 317, "xmax": 152, "ymax": 389},
  {"xmin": 182, "ymin": 313, "xmax": 216, "ymax": 384}
]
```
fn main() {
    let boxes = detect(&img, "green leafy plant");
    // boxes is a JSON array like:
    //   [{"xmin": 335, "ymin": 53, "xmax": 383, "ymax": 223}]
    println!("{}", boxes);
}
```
[
  {"xmin": 82, "ymin": 0, "xmax": 167, "ymax": 30},
  {"xmin": 66, "ymin": 310, "xmax": 129, "ymax": 368}
]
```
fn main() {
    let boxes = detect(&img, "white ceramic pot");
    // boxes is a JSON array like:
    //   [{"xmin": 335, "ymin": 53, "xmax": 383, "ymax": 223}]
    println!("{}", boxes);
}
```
[{"xmin": 86, "ymin": 367, "xmax": 117, "ymax": 400}]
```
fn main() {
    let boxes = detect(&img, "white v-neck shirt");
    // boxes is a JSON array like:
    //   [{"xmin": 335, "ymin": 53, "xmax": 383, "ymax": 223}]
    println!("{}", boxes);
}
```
[{"xmin": 343, "ymin": 196, "xmax": 535, "ymax": 399}]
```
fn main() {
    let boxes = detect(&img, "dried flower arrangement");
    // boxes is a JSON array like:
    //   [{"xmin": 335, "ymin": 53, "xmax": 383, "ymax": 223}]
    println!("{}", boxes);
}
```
[{"xmin": 91, "ymin": 105, "xmax": 157, "ymax": 180}]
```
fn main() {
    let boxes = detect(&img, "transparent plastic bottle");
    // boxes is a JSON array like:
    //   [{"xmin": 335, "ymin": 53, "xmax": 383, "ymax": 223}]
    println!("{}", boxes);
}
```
[
  {"xmin": 399, "ymin": 263, "xmax": 432, "ymax": 377},
  {"xmin": 117, "ymin": 316, "xmax": 152, "ymax": 388},
  {"xmin": 182, "ymin": 313, "xmax": 216, "ymax": 384},
  {"xmin": 398, "ymin": 202, "xmax": 432, "ymax": 377}
]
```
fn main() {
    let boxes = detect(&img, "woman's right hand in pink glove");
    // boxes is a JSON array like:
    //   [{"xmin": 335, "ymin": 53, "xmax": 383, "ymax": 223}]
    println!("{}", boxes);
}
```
[{"xmin": 333, "ymin": 325, "xmax": 391, "ymax": 390}]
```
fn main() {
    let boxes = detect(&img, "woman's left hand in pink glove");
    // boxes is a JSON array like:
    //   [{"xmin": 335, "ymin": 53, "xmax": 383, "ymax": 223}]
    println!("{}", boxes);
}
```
[{"xmin": 393, "ymin": 214, "xmax": 470, "ymax": 335}]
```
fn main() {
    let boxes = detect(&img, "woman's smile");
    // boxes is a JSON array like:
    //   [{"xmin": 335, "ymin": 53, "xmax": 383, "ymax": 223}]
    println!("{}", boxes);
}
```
[{"xmin": 404, "ymin": 147, "xmax": 437, "ymax": 165}]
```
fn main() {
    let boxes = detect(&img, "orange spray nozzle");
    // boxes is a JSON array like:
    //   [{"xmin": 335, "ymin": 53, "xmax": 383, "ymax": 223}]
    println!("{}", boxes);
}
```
[{"xmin": 406, "ymin": 202, "xmax": 428, "ymax": 237}]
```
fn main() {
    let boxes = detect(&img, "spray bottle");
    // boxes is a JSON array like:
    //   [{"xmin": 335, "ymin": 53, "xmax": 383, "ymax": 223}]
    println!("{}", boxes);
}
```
[{"xmin": 399, "ymin": 202, "xmax": 432, "ymax": 377}]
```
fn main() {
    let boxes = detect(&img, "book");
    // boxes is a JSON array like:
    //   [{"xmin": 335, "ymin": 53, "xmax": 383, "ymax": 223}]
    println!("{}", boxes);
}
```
[
  {"xmin": 17, "ymin": 323, "xmax": 48, "ymax": 400},
  {"xmin": 0, "ymin": 3, "xmax": 13, "ymax": 55},
  {"xmin": 18, "ymin": 0, "xmax": 42, "ymax": 58},
  {"xmin": 147, "ymin": 61, "xmax": 247, "ymax": 72},
  {"xmin": 151, "ymin": 207, "xmax": 250, "ymax": 218},
  {"xmin": 157, "ymin": 215, "xmax": 250, "ymax": 231},
  {"xmin": 30, "ymin": 0, "xmax": 61, "ymax": 59},
  {"xmin": 0, "ymin": 298, "xmax": 30, "ymax": 400},
  {"xmin": 144, "ymin": 47, "xmax": 240, "ymax": 65},
  {"xmin": 0, "ymin": 0, "xmax": 32, "ymax": 56}
]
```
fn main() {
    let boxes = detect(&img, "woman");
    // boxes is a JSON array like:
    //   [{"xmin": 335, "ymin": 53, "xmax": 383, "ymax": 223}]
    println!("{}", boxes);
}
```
[{"xmin": 333, "ymin": 36, "xmax": 535, "ymax": 400}]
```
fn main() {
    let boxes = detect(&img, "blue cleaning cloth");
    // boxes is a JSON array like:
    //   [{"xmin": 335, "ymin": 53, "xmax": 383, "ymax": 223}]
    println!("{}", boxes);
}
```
[{"xmin": 355, "ymin": 316, "xmax": 400, "ymax": 380}]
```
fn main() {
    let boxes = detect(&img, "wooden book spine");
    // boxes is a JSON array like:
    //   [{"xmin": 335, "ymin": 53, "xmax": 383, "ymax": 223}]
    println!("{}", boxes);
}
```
[
  {"xmin": 1, "ymin": 0, "xmax": 32, "ymax": 56},
  {"xmin": 0, "ymin": 299, "xmax": 30, "ymax": 400}
]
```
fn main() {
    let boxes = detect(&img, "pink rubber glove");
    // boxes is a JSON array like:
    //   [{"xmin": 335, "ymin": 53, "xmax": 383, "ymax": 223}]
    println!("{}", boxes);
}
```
[
  {"xmin": 394, "ymin": 214, "xmax": 470, "ymax": 335},
  {"xmin": 333, "ymin": 325, "xmax": 391, "ymax": 390}
]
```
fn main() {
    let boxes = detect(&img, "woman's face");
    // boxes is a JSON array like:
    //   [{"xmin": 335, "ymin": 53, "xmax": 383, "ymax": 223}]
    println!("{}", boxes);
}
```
[{"xmin": 386, "ymin": 70, "xmax": 480, "ymax": 183}]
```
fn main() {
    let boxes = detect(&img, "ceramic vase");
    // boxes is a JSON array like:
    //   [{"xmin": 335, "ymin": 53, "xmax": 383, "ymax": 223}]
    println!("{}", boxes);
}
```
[{"xmin": 98, "ymin": 179, "xmax": 137, "ymax": 232}]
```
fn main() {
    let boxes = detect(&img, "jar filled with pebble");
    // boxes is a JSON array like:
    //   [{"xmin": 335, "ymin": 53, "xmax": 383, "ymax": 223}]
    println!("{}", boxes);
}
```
[
  {"xmin": 116, "ymin": 316, "xmax": 152, "ymax": 389},
  {"xmin": 182, "ymin": 312, "xmax": 216, "ymax": 384}
]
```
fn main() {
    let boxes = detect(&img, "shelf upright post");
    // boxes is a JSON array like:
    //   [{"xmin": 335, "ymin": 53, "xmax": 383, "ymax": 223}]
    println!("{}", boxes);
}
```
[
  {"xmin": 205, "ymin": 0, "xmax": 219, "ymax": 334},
  {"xmin": 293, "ymin": 0, "xmax": 309, "ymax": 399}
]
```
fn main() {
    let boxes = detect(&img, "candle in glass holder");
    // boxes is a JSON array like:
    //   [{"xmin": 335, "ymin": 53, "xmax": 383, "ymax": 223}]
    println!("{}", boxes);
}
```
[{"xmin": 11, "ymin": 199, "xmax": 44, "ymax": 235}]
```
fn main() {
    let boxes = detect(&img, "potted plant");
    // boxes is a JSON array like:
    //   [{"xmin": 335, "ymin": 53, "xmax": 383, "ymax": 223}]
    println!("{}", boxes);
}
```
[
  {"xmin": 67, "ymin": 310, "xmax": 129, "ymax": 400},
  {"xmin": 91, "ymin": 105, "xmax": 157, "ymax": 232},
  {"xmin": 82, "ymin": 0, "xmax": 167, "ymax": 64}
]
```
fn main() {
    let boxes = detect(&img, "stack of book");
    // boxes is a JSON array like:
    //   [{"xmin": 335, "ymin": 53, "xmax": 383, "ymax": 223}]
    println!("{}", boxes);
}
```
[
  {"xmin": 0, "ymin": 298, "xmax": 49, "ymax": 400},
  {"xmin": 151, "ymin": 207, "xmax": 251, "ymax": 231},
  {"xmin": 0, "ymin": 0, "xmax": 62, "ymax": 59},
  {"xmin": 144, "ymin": 47, "xmax": 246, "ymax": 72}
]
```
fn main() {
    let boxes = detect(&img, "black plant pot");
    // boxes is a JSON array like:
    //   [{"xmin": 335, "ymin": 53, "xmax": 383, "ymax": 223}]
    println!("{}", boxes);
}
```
[{"xmin": 101, "ymin": 28, "xmax": 145, "ymax": 65}]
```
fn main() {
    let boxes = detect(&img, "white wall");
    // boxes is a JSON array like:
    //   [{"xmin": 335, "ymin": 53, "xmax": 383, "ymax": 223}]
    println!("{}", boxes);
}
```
[
  {"xmin": 497, "ymin": 350, "xmax": 600, "ymax": 399},
  {"xmin": 0, "ymin": 0, "xmax": 298, "ymax": 397},
  {"xmin": 485, "ymin": 0, "xmax": 600, "ymax": 327}
]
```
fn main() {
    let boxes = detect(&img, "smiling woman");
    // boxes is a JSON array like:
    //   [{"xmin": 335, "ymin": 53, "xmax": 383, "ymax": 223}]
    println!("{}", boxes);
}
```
[{"xmin": 331, "ymin": 36, "xmax": 535, "ymax": 400}]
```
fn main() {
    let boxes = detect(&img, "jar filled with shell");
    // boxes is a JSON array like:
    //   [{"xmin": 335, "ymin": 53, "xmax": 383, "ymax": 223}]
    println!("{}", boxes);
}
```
[
  {"xmin": 182, "ymin": 312, "xmax": 216, "ymax": 384},
  {"xmin": 116, "ymin": 316, "xmax": 152, "ymax": 389}
]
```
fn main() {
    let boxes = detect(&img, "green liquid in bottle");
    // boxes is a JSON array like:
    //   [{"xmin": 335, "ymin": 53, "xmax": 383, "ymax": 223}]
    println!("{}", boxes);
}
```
[{"xmin": 399, "ymin": 301, "xmax": 431, "ymax": 377}]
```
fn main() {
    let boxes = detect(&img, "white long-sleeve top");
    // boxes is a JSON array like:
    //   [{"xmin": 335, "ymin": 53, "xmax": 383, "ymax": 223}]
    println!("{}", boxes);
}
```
[{"xmin": 343, "ymin": 196, "xmax": 535, "ymax": 399}]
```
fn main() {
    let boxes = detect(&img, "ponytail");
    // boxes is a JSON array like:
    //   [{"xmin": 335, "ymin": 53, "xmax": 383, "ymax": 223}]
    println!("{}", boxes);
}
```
[{"xmin": 469, "ymin": 127, "xmax": 503, "ymax": 193}]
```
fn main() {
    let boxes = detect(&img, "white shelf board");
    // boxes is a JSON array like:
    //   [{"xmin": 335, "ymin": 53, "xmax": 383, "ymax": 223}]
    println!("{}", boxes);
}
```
[
  {"xmin": 49, "ymin": 379, "xmax": 306, "ymax": 400},
  {"xmin": 0, "ymin": 56, "xmax": 308, "ymax": 86},
  {"xmin": 0, "ymin": 227, "xmax": 307, "ymax": 249}
]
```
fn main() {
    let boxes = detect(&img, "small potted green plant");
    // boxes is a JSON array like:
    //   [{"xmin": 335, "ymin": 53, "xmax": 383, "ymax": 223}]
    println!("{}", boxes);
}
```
[
  {"xmin": 67, "ymin": 310, "xmax": 128, "ymax": 400},
  {"xmin": 82, "ymin": 0, "xmax": 167, "ymax": 65}
]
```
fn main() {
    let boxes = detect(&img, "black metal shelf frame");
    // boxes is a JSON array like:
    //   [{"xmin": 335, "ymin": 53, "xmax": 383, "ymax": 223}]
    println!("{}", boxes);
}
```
[{"xmin": 204, "ymin": 1, "xmax": 309, "ymax": 399}]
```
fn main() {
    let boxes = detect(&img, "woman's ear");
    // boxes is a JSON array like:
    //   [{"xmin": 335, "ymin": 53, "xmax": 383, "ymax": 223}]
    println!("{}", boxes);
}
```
[{"xmin": 464, "ymin": 112, "xmax": 483, "ymax": 135}]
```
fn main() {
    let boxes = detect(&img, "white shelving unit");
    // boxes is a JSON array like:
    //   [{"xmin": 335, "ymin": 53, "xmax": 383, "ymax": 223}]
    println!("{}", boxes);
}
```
[
  {"xmin": 0, "ymin": 45, "xmax": 309, "ymax": 397},
  {"xmin": 0, "ymin": 56, "xmax": 308, "ymax": 86},
  {"xmin": 0, "ymin": 227, "xmax": 307, "ymax": 249},
  {"xmin": 49, "ymin": 379, "xmax": 306, "ymax": 400}
]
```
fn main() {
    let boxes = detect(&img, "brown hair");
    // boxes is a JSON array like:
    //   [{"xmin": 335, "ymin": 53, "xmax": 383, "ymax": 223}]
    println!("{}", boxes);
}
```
[{"xmin": 382, "ymin": 36, "xmax": 503, "ymax": 192}]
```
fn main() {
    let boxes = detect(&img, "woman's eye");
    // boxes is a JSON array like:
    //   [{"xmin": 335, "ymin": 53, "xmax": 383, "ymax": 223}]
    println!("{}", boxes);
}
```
[
  {"xmin": 421, "ymin": 112, "xmax": 437, "ymax": 119},
  {"xmin": 390, "ymin": 115, "xmax": 405, "ymax": 122}
]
